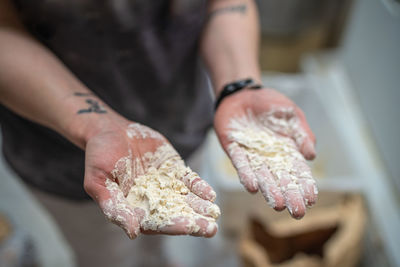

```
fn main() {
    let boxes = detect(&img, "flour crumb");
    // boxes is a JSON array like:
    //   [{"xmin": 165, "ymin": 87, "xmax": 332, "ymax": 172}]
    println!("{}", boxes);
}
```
[
  {"xmin": 228, "ymin": 109, "xmax": 316, "ymax": 207},
  {"xmin": 112, "ymin": 144, "xmax": 220, "ymax": 233}
]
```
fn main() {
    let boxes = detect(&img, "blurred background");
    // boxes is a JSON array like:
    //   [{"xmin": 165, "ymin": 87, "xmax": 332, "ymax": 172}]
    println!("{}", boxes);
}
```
[{"xmin": 1, "ymin": 0, "xmax": 399, "ymax": 266}]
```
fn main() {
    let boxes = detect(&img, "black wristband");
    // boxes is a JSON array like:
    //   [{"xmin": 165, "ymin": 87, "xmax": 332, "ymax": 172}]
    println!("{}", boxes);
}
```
[{"xmin": 215, "ymin": 78, "xmax": 262, "ymax": 110}]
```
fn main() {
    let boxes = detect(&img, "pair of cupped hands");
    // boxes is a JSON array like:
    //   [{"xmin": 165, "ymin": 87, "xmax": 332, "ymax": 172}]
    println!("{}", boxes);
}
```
[{"xmin": 83, "ymin": 88, "xmax": 317, "ymax": 239}]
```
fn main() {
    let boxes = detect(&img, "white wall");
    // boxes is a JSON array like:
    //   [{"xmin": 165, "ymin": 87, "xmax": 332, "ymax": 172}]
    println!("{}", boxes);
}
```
[{"xmin": 340, "ymin": 0, "xmax": 400, "ymax": 193}]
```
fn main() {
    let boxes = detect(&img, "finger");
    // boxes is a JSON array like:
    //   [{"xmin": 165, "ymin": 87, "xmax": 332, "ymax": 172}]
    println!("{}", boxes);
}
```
[
  {"xmin": 298, "ymin": 138, "xmax": 316, "ymax": 161},
  {"xmin": 291, "ymin": 159, "xmax": 318, "ymax": 207},
  {"xmin": 142, "ymin": 216, "xmax": 218, "ymax": 238},
  {"xmin": 141, "ymin": 217, "xmax": 191, "ymax": 235},
  {"xmin": 227, "ymin": 142, "xmax": 258, "ymax": 192},
  {"xmin": 91, "ymin": 178, "xmax": 141, "ymax": 239},
  {"xmin": 297, "ymin": 178, "xmax": 318, "ymax": 207},
  {"xmin": 254, "ymin": 165, "xmax": 285, "ymax": 211},
  {"xmin": 293, "ymin": 108, "xmax": 316, "ymax": 160},
  {"xmin": 278, "ymin": 171, "xmax": 306, "ymax": 219},
  {"xmin": 181, "ymin": 170, "xmax": 217, "ymax": 202},
  {"xmin": 147, "ymin": 145, "xmax": 217, "ymax": 202},
  {"xmin": 191, "ymin": 217, "xmax": 218, "ymax": 238},
  {"xmin": 185, "ymin": 192, "xmax": 221, "ymax": 219},
  {"xmin": 110, "ymin": 156, "xmax": 137, "ymax": 197}
]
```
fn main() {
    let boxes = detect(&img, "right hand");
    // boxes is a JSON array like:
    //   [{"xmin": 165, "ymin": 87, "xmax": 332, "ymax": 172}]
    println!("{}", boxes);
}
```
[
  {"xmin": 214, "ymin": 88, "xmax": 317, "ymax": 219},
  {"xmin": 82, "ymin": 115, "xmax": 219, "ymax": 239}
]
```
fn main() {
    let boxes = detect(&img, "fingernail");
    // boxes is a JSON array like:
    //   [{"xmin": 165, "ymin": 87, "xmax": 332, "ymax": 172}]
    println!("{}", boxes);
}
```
[
  {"xmin": 208, "ymin": 204, "xmax": 221, "ymax": 219},
  {"xmin": 125, "ymin": 226, "xmax": 140, "ymax": 239},
  {"xmin": 287, "ymin": 203, "xmax": 305, "ymax": 220},
  {"xmin": 208, "ymin": 189, "xmax": 217, "ymax": 202},
  {"xmin": 206, "ymin": 222, "xmax": 218, "ymax": 237},
  {"xmin": 241, "ymin": 177, "xmax": 258, "ymax": 193},
  {"xmin": 304, "ymin": 140, "xmax": 316, "ymax": 160}
]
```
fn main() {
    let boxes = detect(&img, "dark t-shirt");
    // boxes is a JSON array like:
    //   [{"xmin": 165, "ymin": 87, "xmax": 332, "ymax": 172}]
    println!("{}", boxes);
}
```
[{"xmin": 0, "ymin": 0, "xmax": 213, "ymax": 200}]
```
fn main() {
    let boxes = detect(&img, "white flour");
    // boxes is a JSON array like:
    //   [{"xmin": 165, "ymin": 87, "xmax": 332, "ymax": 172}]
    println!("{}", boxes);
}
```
[
  {"xmin": 228, "ymin": 109, "xmax": 316, "ymax": 209},
  {"xmin": 108, "ymin": 143, "xmax": 220, "ymax": 233},
  {"xmin": 126, "ymin": 123, "xmax": 164, "ymax": 140}
]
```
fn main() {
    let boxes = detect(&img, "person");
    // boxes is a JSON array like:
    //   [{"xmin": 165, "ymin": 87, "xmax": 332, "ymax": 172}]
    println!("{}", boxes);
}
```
[{"xmin": 0, "ymin": 0, "xmax": 317, "ymax": 266}]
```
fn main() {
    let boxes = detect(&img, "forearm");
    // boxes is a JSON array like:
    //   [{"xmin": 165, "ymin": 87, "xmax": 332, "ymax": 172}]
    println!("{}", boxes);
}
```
[
  {"xmin": 0, "ymin": 2, "xmax": 117, "ymax": 149},
  {"xmin": 201, "ymin": 0, "xmax": 261, "ymax": 96}
]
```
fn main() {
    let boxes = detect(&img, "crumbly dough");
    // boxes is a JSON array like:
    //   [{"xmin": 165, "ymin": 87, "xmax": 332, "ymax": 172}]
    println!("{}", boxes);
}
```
[
  {"xmin": 228, "ymin": 109, "xmax": 316, "ymax": 209},
  {"xmin": 228, "ymin": 110, "xmax": 306, "ymax": 174},
  {"xmin": 123, "ymin": 145, "xmax": 220, "ymax": 232},
  {"xmin": 229, "ymin": 124, "xmax": 303, "ymax": 174}
]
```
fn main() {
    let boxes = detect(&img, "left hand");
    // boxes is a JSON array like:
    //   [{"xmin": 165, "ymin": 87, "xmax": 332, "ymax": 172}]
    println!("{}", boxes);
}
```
[
  {"xmin": 83, "ymin": 115, "xmax": 219, "ymax": 239},
  {"xmin": 214, "ymin": 88, "xmax": 317, "ymax": 219}
]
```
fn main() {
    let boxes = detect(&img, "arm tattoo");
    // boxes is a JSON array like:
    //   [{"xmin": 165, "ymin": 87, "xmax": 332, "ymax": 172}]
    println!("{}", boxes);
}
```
[
  {"xmin": 74, "ymin": 92, "xmax": 107, "ymax": 114},
  {"xmin": 73, "ymin": 92, "xmax": 93, "ymax": 97},
  {"xmin": 208, "ymin": 4, "xmax": 247, "ymax": 19}
]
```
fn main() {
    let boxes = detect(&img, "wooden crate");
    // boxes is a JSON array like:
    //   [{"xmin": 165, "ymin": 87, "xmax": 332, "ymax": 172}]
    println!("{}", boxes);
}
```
[{"xmin": 239, "ymin": 193, "xmax": 366, "ymax": 267}]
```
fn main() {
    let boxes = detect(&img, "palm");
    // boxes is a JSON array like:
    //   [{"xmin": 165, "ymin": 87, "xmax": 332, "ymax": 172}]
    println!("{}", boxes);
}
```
[
  {"xmin": 214, "ymin": 88, "xmax": 317, "ymax": 219},
  {"xmin": 84, "ymin": 121, "xmax": 219, "ymax": 238}
]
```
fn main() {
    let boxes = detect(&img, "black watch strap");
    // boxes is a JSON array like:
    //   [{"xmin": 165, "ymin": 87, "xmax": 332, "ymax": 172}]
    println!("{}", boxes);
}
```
[{"xmin": 215, "ymin": 78, "xmax": 262, "ymax": 110}]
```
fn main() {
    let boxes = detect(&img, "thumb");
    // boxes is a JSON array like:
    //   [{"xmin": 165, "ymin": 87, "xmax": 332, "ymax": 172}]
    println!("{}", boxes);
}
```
[
  {"xmin": 293, "ymin": 108, "xmax": 316, "ymax": 160},
  {"xmin": 84, "ymin": 169, "xmax": 141, "ymax": 239}
]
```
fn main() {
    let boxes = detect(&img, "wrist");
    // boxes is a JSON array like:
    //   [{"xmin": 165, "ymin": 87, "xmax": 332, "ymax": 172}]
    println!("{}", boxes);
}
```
[
  {"xmin": 65, "ymin": 111, "xmax": 128, "ymax": 149},
  {"xmin": 212, "ymin": 70, "xmax": 262, "ymax": 97},
  {"xmin": 60, "ymin": 94, "xmax": 126, "ymax": 149},
  {"xmin": 214, "ymin": 78, "xmax": 262, "ymax": 110}
]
